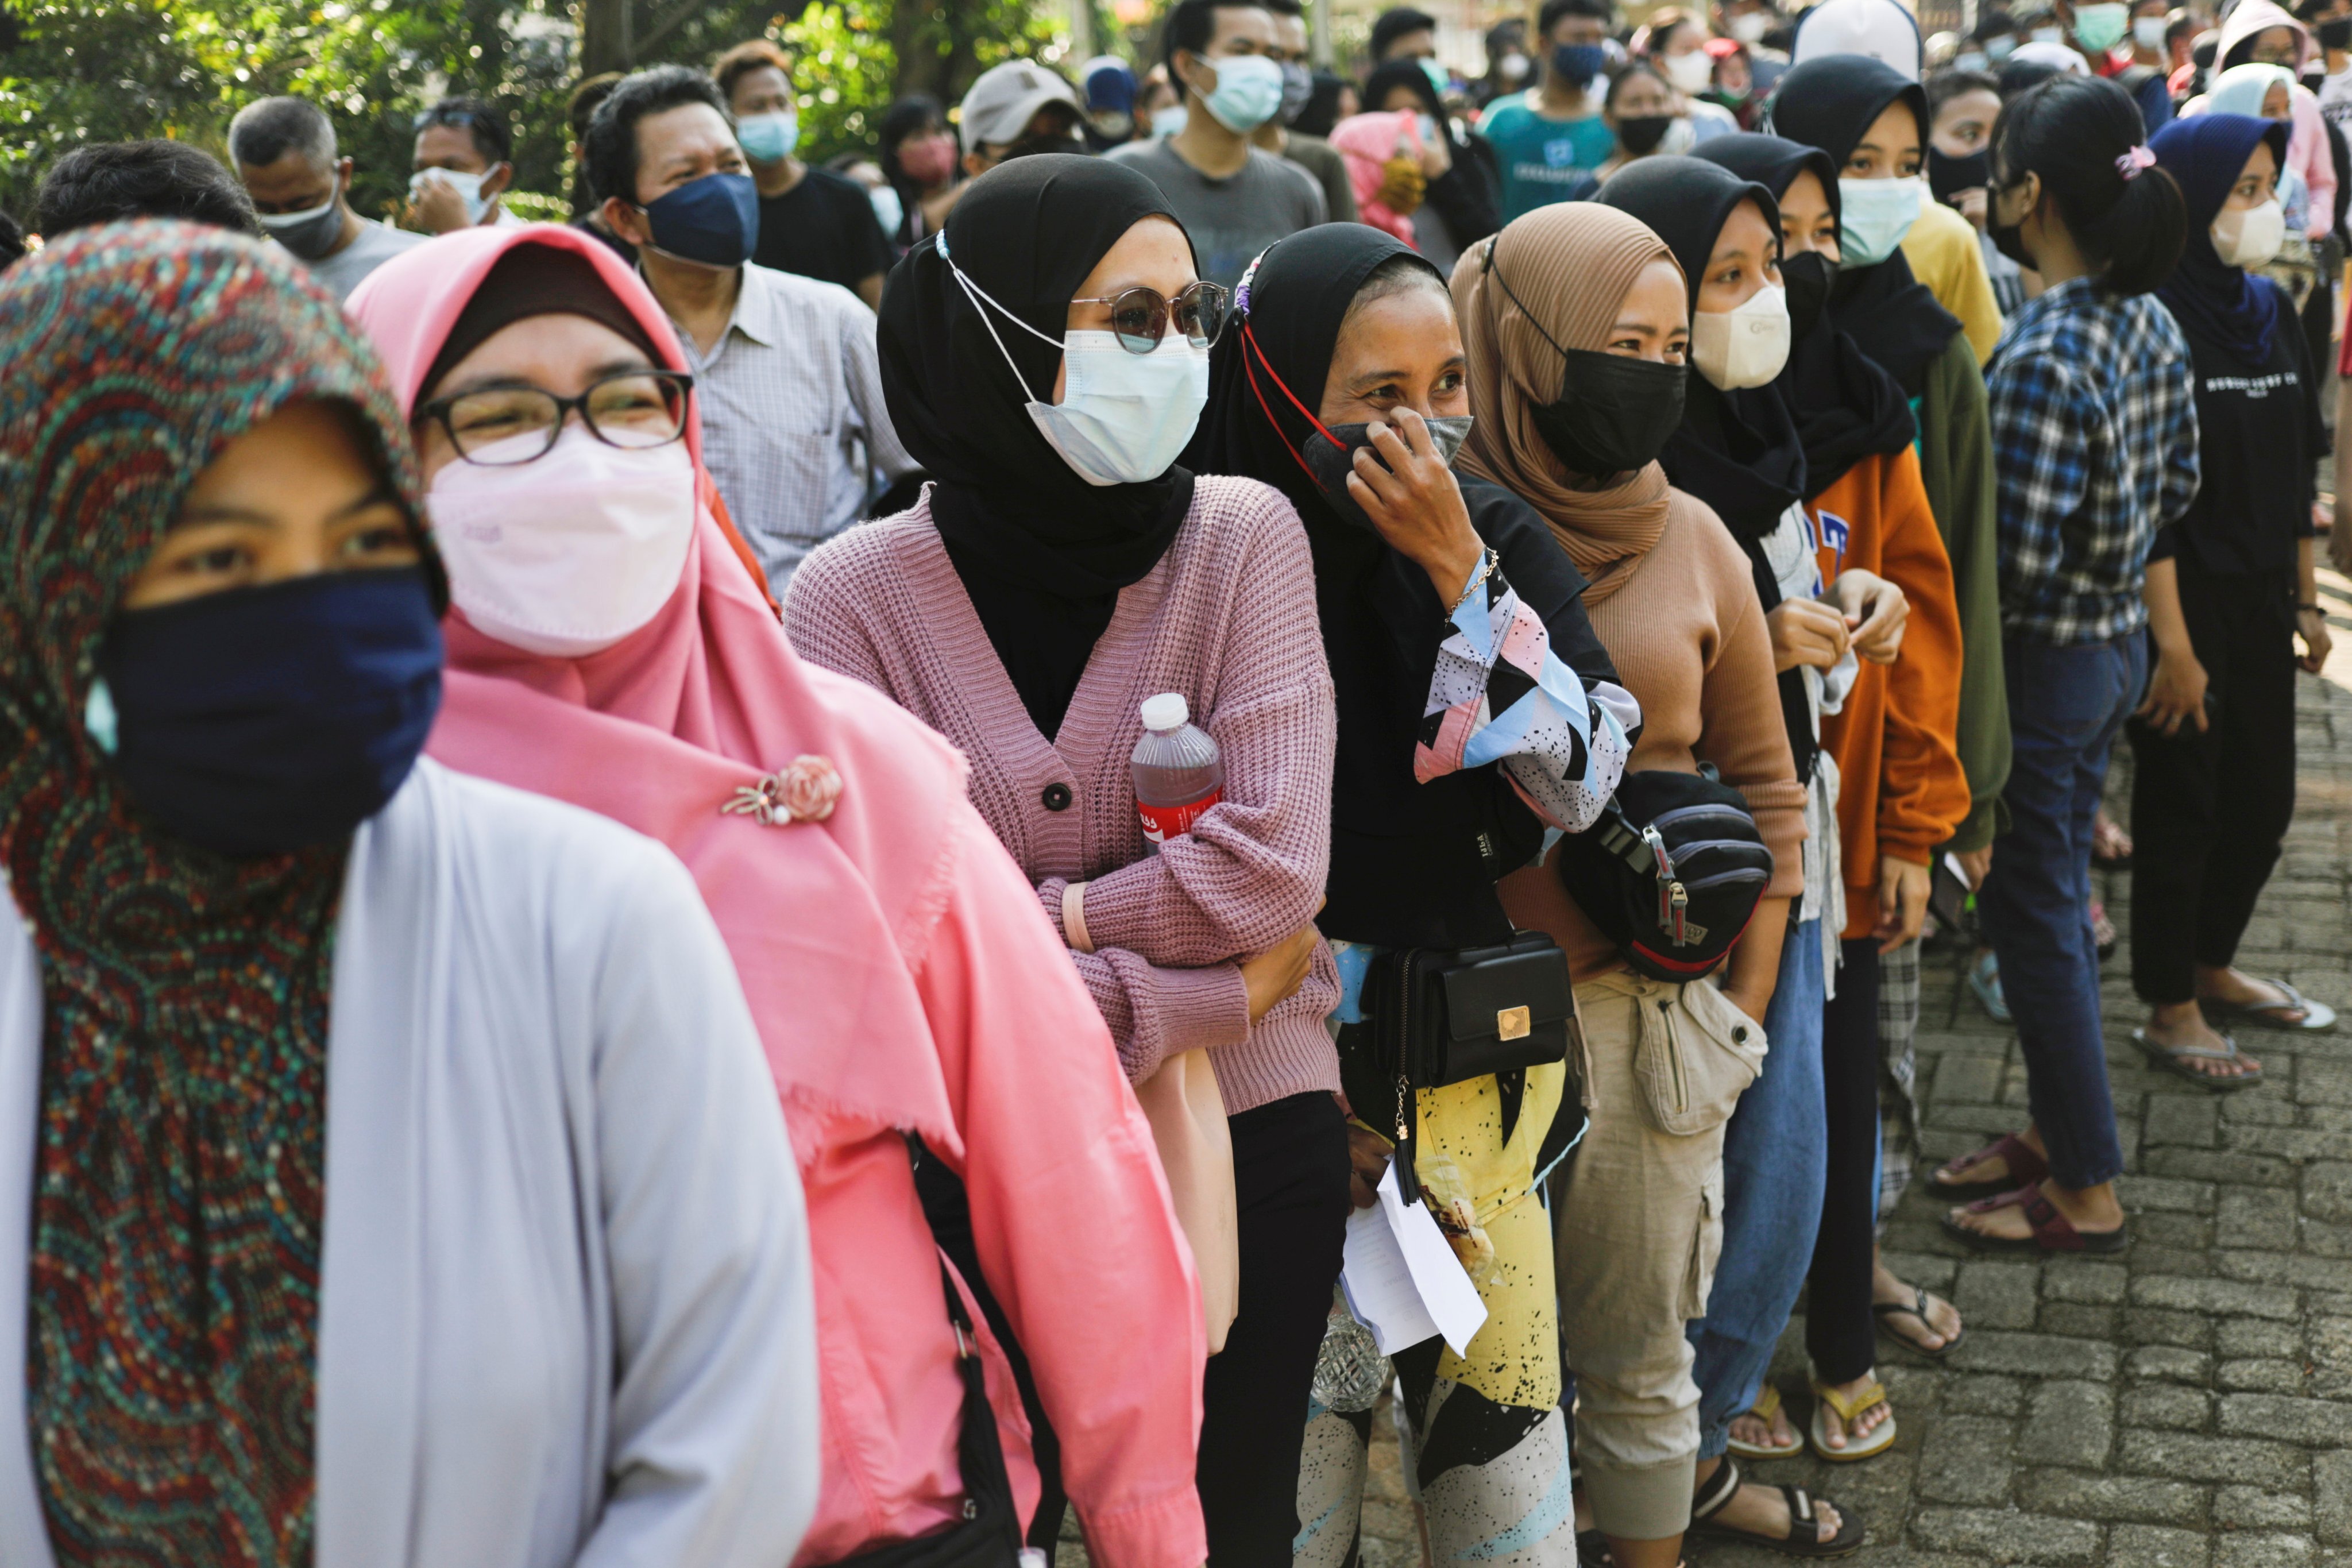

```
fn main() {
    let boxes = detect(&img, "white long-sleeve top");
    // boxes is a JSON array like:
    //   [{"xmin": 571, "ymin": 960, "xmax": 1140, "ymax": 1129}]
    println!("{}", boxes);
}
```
[{"xmin": 0, "ymin": 760, "xmax": 818, "ymax": 1568}]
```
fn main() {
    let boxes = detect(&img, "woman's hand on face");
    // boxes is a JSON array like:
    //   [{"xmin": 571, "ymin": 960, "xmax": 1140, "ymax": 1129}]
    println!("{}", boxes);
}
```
[
  {"xmin": 1351, "ymin": 407, "xmax": 1486, "ymax": 603},
  {"xmin": 1953, "ymin": 187, "xmax": 1988, "ymax": 231},
  {"xmin": 2137, "ymin": 644, "xmax": 2211, "ymax": 736},
  {"xmin": 1765, "ymin": 596, "xmax": 1851, "ymax": 673},
  {"xmin": 1829, "ymin": 569, "xmax": 1908, "ymax": 664}
]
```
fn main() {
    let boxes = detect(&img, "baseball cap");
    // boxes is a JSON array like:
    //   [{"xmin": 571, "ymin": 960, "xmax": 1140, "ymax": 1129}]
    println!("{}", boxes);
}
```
[
  {"xmin": 1083, "ymin": 55, "xmax": 1140, "ymax": 113},
  {"xmin": 959, "ymin": 60, "xmax": 1083, "ymax": 154},
  {"xmin": 1791, "ymin": 0, "xmax": 1925, "ymax": 77}
]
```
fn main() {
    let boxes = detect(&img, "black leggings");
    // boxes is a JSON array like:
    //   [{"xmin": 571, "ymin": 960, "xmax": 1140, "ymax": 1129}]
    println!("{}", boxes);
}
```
[
  {"xmin": 917, "ymin": 1090, "xmax": 1350, "ymax": 1566},
  {"xmin": 2129, "ymin": 567, "xmax": 2297, "ymax": 1006},
  {"xmin": 1806, "ymin": 937, "xmax": 1883, "ymax": 1386}
]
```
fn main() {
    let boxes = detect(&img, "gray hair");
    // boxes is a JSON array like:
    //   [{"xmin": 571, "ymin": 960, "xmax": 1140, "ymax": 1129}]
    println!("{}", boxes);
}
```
[{"xmin": 227, "ymin": 98, "xmax": 337, "ymax": 170}]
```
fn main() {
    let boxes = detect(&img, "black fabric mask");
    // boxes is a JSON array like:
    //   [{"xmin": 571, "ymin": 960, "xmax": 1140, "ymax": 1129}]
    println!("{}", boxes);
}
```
[
  {"xmin": 1301, "ymin": 417, "xmax": 1477, "ymax": 531},
  {"xmin": 1781, "ymin": 249, "xmax": 1832, "ymax": 339},
  {"xmin": 2322, "ymin": 16, "xmax": 2351, "ymax": 48},
  {"xmin": 1530, "ymin": 349, "xmax": 1688, "ymax": 477},
  {"xmin": 1988, "ymin": 183, "xmax": 2035, "ymax": 269},
  {"xmin": 1617, "ymin": 115, "xmax": 1675, "ymax": 155},
  {"xmin": 1928, "ymin": 145, "xmax": 1992, "ymax": 206}
]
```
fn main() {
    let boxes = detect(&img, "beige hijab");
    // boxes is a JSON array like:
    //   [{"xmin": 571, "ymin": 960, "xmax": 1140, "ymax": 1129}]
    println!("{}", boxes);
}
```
[{"xmin": 1451, "ymin": 203, "xmax": 1681, "ymax": 605}]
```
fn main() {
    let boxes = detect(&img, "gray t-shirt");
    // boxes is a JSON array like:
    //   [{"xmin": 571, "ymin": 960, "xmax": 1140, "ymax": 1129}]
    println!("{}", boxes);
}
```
[
  {"xmin": 1106, "ymin": 140, "xmax": 1326, "ymax": 290},
  {"xmin": 306, "ymin": 217, "xmax": 429, "ymax": 301}
]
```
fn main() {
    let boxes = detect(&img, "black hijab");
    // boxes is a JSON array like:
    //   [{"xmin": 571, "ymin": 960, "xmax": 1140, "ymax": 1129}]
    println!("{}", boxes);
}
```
[
  {"xmin": 2152, "ymin": 112, "xmax": 2289, "ymax": 366},
  {"xmin": 1764, "ymin": 56, "xmax": 1961, "ymax": 395},
  {"xmin": 1598, "ymin": 155, "xmax": 1822, "ymax": 782},
  {"xmin": 1697, "ymin": 133, "xmax": 1917, "ymax": 497},
  {"xmin": 1194, "ymin": 222, "xmax": 1609, "ymax": 948},
  {"xmin": 877, "ymin": 154, "xmax": 1198, "ymax": 736}
]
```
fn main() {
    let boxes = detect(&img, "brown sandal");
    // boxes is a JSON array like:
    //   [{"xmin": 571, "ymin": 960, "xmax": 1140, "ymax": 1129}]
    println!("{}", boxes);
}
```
[
  {"xmin": 1941, "ymin": 1183, "xmax": 2129, "ymax": 1255},
  {"xmin": 1924, "ymin": 1132, "xmax": 2048, "ymax": 1201}
]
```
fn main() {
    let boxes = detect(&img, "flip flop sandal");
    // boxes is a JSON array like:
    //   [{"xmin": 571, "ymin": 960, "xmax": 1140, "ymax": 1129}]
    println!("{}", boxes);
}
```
[
  {"xmin": 2132, "ymin": 1026, "xmax": 2265, "ymax": 1092},
  {"xmin": 2092, "ymin": 902, "xmax": 2118, "ymax": 963},
  {"xmin": 1689, "ymin": 1455, "xmax": 1868, "ymax": 1558},
  {"xmin": 1967, "ymin": 950, "xmax": 2011, "ymax": 1024},
  {"xmin": 1727, "ymin": 1381, "xmax": 1807, "ymax": 1460},
  {"xmin": 2203, "ymin": 978, "xmax": 2339, "ymax": 1033},
  {"xmin": 2091, "ymin": 818, "xmax": 2134, "ymax": 868},
  {"xmin": 1874, "ymin": 1285, "xmax": 1965, "ymax": 1359},
  {"xmin": 1808, "ymin": 1378, "xmax": 1898, "ymax": 1463},
  {"xmin": 1940, "ymin": 1183, "xmax": 2130, "ymax": 1255},
  {"xmin": 1924, "ymin": 1131, "xmax": 2048, "ymax": 1201}
]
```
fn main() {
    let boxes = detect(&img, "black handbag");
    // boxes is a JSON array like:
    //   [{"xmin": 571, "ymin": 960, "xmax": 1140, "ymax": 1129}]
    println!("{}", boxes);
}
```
[
  {"xmin": 1551, "ymin": 766, "xmax": 1774, "ymax": 983},
  {"xmin": 1338, "ymin": 932, "xmax": 1579, "ymax": 1199}
]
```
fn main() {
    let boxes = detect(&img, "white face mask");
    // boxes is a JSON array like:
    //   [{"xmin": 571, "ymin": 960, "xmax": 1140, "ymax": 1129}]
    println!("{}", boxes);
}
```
[
  {"xmin": 410, "ymin": 167, "xmax": 495, "ymax": 224},
  {"xmin": 1691, "ymin": 280, "xmax": 1791, "ymax": 389},
  {"xmin": 1731, "ymin": 10, "xmax": 1774, "ymax": 43},
  {"xmin": 870, "ymin": 182, "xmax": 905, "ymax": 236},
  {"xmin": 943, "ymin": 241, "xmax": 1211, "ymax": 486},
  {"xmin": 426, "ymin": 426, "xmax": 697, "ymax": 658},
  {"xmin": 2211, "ymin": 196, "xmax": 2287, "ymax": 268},
  {"xmin": 2134, "ymin": 15, "xmax": 2169, "ymax": 50},
  {"xmin": 1661, "ymin": 48, "xmax": 1716, "ymax": 93}
]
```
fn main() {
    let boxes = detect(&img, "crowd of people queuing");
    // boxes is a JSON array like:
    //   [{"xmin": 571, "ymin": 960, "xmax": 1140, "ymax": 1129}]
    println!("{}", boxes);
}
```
[{"xmin": 0, "ymin": 0, "xmax": 2342, "ymax": 1561}]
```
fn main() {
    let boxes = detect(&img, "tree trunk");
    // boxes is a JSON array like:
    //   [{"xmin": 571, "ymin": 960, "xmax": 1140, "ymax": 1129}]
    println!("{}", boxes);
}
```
[{"xmin": 581, "ymin": 0, "xmax": 632, "ymax": 76}]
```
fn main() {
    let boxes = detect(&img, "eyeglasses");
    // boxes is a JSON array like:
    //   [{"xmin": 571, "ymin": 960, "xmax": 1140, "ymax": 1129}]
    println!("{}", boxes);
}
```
[
  {"xmin": 1069, "ymin": 280, "xmax": 1234, "ymax": 353},
  {"xmin": 415, "ymin": 369, "xmax": 696, "ymax": 465},
  {"xmin": 415, "ymin": 103, "xmax": 500, "ymax": 135}
]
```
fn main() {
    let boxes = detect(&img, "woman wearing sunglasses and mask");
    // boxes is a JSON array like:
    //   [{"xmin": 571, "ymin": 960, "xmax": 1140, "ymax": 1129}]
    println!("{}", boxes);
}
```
[
  {"xmin": 1192, "ymin": 222, "xmax": 1637, "ymax": 1566},
  {"xmin": 0, "ymin": 223, "xmax": 816, "ymax": 1567},
  {"xmin": 1458, "ymin": 203, "xmax": 1807, "ymax": 1568},
  {"xmin": 349, "ymin": 220, "xmax": 1209, "ymax": 1568},
  {"xmin": 786, "ymin": 155, "xmax": 1343, "ymax": 1568}
]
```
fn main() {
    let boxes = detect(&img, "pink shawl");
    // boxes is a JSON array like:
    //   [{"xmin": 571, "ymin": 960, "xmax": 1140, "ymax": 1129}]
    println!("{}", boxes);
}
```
[
  {"xmin": 347, "ymin": 225, "xmax": 969, "ymax": 1153},
  {"xmin": 1329, "ymin": 110, "xmax": 1429, "ymax": 245}
]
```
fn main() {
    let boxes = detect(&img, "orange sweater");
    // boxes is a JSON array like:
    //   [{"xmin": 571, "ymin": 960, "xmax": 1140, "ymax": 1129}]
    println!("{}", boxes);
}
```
[
  {"xmin": 1809, "ymin": 446, "xmax": 1971, "ymax": 940},
  {"xmin": 1500, "ymin": 493, "xmax": 1806, "ymax": 982}
]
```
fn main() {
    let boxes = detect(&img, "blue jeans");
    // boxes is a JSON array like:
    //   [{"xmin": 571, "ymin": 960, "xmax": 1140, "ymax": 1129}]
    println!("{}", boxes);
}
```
[
  {"xmin": 1979, "ymin": 632, "xmax": 2146, "ymax": 1191},
  {"xmin": 1689, "ymin": 917, "xmax": 1827, "ymax": 1459}
]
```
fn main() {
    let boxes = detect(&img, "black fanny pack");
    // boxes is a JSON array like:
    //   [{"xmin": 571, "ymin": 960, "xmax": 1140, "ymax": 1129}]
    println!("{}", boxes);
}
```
[
  {"xmin": 1552, "ymin": 766, "xmax": 1774, "ymax": 983},
  {"xmin": 1338, "ymin": 933, "xmax": 1578, "ymax": 1195}
]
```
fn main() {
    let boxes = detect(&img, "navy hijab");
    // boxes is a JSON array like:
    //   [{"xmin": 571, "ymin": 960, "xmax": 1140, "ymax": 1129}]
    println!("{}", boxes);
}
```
[{"xmin": 2150, "ymin": 113, "xmax": 2291, "ymax": 366}]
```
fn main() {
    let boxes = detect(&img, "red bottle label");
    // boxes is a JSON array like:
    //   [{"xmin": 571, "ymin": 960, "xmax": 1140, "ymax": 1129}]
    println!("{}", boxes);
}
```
[{"xmin": 1137, "ymin": 788, "xmax": 1223, "ymax": 845}]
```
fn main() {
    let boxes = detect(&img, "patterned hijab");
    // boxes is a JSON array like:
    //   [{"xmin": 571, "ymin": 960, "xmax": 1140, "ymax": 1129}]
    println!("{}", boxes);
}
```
[
  {"xmin": 0, "ymin": 222, "xmax": 418, "ymax": 1566},
  {"xmin": 1450, "ymin": 202, "xmax": 1680, "ymax": 605}
]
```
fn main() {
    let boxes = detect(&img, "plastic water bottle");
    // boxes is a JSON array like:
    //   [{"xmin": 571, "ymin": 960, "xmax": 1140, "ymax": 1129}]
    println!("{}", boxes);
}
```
[{"xmin": 1131, "ymin": 692, "xmax": 1224, "ymax": 845}]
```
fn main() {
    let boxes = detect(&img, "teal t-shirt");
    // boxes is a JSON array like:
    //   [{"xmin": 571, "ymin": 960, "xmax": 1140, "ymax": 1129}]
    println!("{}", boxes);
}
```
[{"xmin": 1478, "ymin": 92, "xmax": 1616, "ymax": 223}]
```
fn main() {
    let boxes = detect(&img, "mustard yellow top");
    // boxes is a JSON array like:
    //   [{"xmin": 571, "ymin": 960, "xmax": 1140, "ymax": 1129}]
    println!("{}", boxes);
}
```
[{"xmin": 1901, "ymin": 198, "xmax": 2004, "ymax": 365}]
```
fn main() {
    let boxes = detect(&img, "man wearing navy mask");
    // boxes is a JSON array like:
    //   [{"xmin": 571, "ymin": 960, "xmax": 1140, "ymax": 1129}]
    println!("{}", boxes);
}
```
[
  {"xmin": 1477, "ymin": 0, "xmax": 1620, "ymax": 221},
  {"xmin": 587, "ymin": 64, "xmax": 916, "ymax": 595}
]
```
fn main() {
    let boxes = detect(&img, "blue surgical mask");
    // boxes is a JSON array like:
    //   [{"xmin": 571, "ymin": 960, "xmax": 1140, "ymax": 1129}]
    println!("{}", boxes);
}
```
[
  {"xmin": 1152, "ymin": 104, "xmax": 1189, "ymax": 137},
  {"xmin": 1552, "ymin": 42, "xmax": 1608, "ymax": 87},
  {"xmin": 870, "ymin": 182, "xmax": 904, "ymax": 236},
  {"xmin": 1953, "ymin": 49, "xmax": 1991, "ymax": 71},
  {"xmin": 736, "ymin": 110, "xmax": 801, "ymax": 163},
  {"xmin": 1419, "ymin": 56, "xmax": 1451, "ymax": 98},
  {"xmin": 639, "ymin": 171, "xmax": 760, "ymax": 269},
  {"xmin": 2072, "ymin": 2, "xmax": 2130, "ymax": 53},
  {"xmin": 92, "ymin": 567, "xmax": 444, "ymax": 857},
  {"xmin": 1196, "ymin": 52, "xmax": 1285, "ymax": 132},
  {"xmin": 409, "ymin": 167, "xmax": 495, "ymax": 224},
  {"xmin": 940, "ymin": 235, "xmax": 1209, "ymax": 486},
  {"xmin": 1986, "ymin": 32, "xmax": 2019, "ymax": 58},
  {"xmin": 1837, "ymin": 175, "xmax": 1924, "ymax": 267}
]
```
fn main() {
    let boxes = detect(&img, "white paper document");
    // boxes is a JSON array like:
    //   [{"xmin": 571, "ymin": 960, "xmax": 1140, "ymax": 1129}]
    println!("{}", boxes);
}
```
[{"xmin": 1338, "ymin": 1161, "xmax": 1488, "ymax": 1357}]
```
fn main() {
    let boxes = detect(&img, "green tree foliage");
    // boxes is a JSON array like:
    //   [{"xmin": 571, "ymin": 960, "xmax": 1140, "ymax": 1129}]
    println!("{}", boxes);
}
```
[{"xmin": 0, "ymin": 0, "xmax": 1084, "ymax": 225}]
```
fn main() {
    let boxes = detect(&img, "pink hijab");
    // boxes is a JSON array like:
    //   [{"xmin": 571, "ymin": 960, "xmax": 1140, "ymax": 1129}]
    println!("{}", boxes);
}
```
[{"xmin": 349, "ymin": 225, "xmax": 968, "ymax": 1153}]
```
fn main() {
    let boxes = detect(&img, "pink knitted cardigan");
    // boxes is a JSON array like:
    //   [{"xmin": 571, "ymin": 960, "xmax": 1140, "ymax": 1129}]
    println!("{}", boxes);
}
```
[{"xmin": 786, "ymin": 476, "xmax": 1343, "ymax": 1114}]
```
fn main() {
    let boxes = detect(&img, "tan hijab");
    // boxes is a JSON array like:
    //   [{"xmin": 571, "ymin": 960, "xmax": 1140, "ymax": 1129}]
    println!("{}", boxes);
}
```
[{"xmin": 1451, "ymin": 203, "xmax": 1681, "ymax": 605}]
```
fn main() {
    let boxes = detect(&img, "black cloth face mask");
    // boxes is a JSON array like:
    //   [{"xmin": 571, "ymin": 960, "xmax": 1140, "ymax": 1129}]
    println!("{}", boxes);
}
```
[
  {"xmin": 1300, "ymin": 416, "xmax": 1477, "ymax": 531},
  {"xmin": 1988, "ymin": 177, "xmax": 2035, "ymax": 268},
  {"xmin": 1530, "ymin": 350, "xmax": 1687, "ymax": 477},
  {"xmin": 1928, "ymin": 145, "xmax": 1991, "ymax": 206},
  {"xmin": 1780, "ymin": 249, "xmax": 1833, "ymax": 340},
  {"xmin": 1617, "ymin": 115, "xmax": 1675, "ymax": 155}
]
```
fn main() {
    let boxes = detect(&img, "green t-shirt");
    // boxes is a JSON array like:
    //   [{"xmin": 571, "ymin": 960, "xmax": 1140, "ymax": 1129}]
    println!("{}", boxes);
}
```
[{"xmin": 1478, "ymin": 92, "xmax": 1616, "ymax": 223}]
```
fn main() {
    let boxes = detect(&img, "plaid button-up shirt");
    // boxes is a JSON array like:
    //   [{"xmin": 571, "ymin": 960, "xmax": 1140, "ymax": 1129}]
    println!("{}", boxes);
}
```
[
  {"xmin": 668, "ymin": 263, "xmax": 918, "ymax": 598},
  {"xmin": 1986, "ymin": 275, "xmax": 2200, "ymax": 645}
]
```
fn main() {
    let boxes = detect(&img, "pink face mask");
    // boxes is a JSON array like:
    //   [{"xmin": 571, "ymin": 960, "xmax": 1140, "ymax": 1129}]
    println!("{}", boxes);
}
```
[{"xmin": 898, "ymin": 133, "xmax": 959, "ymax": 187}]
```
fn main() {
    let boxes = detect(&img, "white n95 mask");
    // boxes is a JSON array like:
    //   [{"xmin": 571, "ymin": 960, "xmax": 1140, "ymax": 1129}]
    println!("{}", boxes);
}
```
[
  {"xmin": 2211, "ymin": 198, "xmax": 2286, "ymax": 269},
  {"xmin": 426, "ymin": 424, "xmax": 697, "ymax": 657},
  {"xmin": 1691, "ymin": 281, "xmax": 1791, "ymax": 390}
]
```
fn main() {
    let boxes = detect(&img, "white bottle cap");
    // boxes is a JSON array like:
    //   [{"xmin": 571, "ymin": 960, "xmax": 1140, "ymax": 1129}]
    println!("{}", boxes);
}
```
[{"xmin": 1140, "ymin": 692, "xmax": 1189, "ymax": 732}]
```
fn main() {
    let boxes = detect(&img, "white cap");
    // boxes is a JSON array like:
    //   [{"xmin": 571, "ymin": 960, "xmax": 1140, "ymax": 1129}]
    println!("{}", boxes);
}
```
[
  {"xmin": 958, "ymin": 59, "xmax": 1082, "ymax": 155},
  {"xmin": 1140, "ymin": 693, "xmax": 1190, "ymax": 732},
  {"xmin": 1791, "ymin": 0, "xmax": 1924, "ymax": 78}
]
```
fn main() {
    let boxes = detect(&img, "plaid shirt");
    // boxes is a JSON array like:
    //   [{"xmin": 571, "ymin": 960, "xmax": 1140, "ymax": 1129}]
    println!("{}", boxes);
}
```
[{"xmin": 1985, "ymin": 276, "xmax": 2200, "ymax": 644}]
